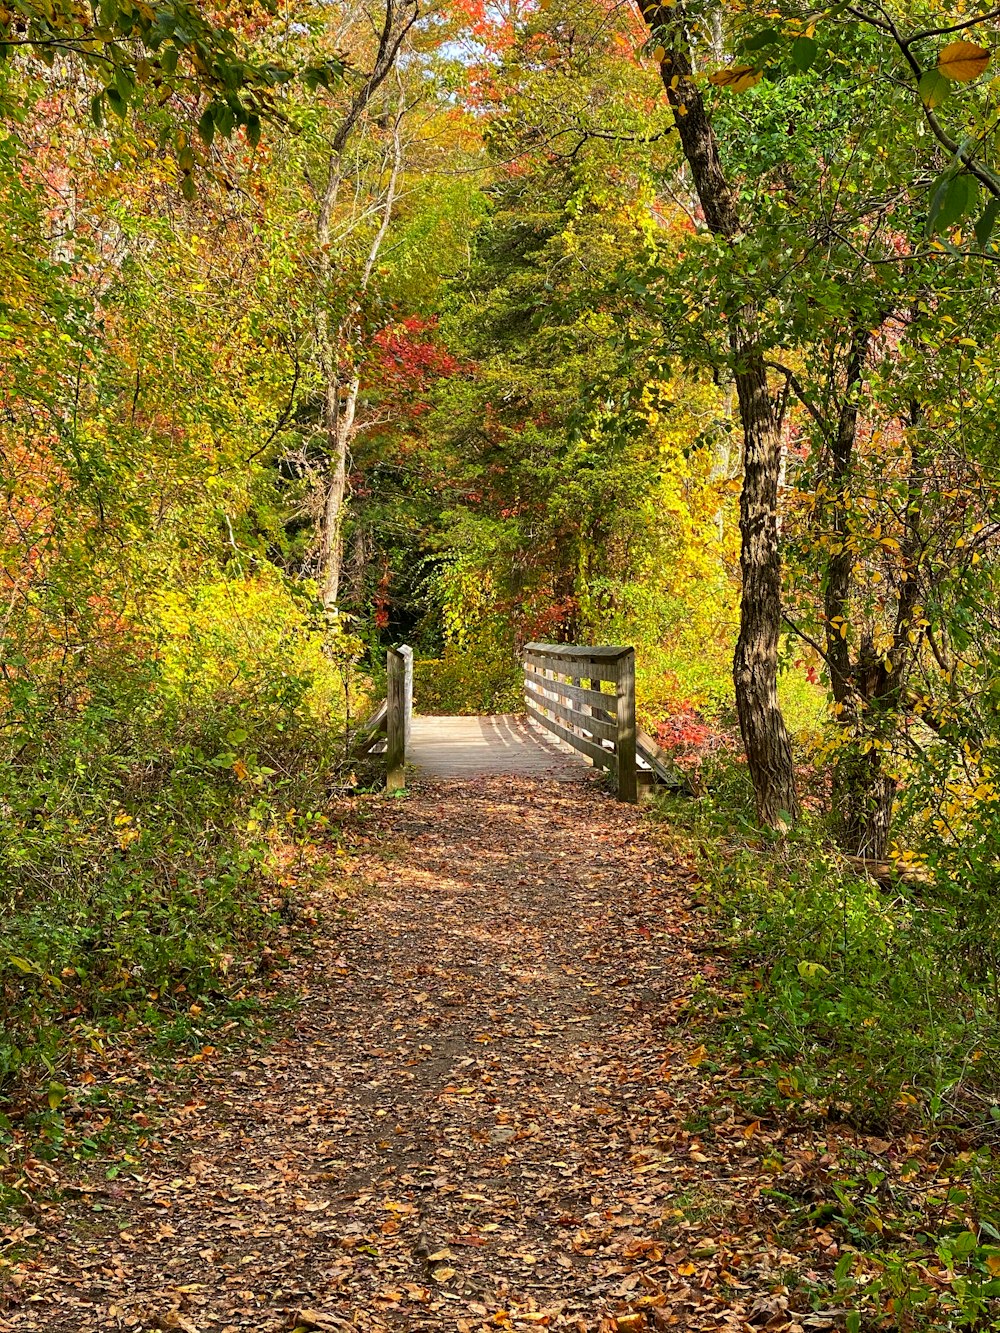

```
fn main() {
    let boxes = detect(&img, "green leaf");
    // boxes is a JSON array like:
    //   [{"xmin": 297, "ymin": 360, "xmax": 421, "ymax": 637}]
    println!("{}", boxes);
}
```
[
  {"xmin": 47, "ymin": 1081, "xmax": 68, "ymax": 1110},
  {"xmin": 744, "ymin": 28, "xmax": 780, "ymax": 52},
  {"xmin": 919, "ymin": 67, "xmax": 951, "ymax": 107},
  {"xmin": 7, "ymin": 955, "xmax": 34, "ymax": 973},
  {"xmin": 791, "ymin": 36, "xmax": 818, "ymax": 71},
  {"xmin": 928, "ymin": 173, "xmax": 979, "ymax": 234},
  {"xmin": 90, "ymin": 93, "xmax": 104, "ymax": 127},
  {"xmin": 246, "ymin": 114, "xmax": 261, "ymax": 148},
  {"xmin": 105, "ymin": 86, "xmax": 126, "ymax": 118},
  {"xmin": 797, "ymin": 959, "xmax": 831, "ymax": 980},
  {"xmin": 846, "ymin": 1315, "xmax": 861, "ymax": 1333},
  {"xmin": 212, "ymin": 102, "xmax": 235, "ymax": 136},
  {"xmin": 161, "ymin": 43, "xmax": 179, "ymax": 75},
  {"xmin": 974, "ymin": 197, "xmax": 1000, "ymax": 247},
  {"xmin": 197, "ymin": 105, "xmax": 215, "ymax": 147},
  {"xmin": 180, "ymin": 172, "xmax": 197, "ymax": 202}
]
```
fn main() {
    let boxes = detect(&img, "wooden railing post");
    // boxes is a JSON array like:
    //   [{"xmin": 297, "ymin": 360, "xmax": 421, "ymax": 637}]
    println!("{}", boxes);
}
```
[
  {"xmin": 386, "ymin": 644, "xmax": 412, "ymax": 791},
  {"xmin": 614, "ymin": 648, "xmax": 637, "ymax": 804}
]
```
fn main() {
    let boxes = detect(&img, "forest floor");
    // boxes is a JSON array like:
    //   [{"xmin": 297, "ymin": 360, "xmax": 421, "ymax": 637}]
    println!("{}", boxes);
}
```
[{"xmin": 3, "ymin": 776, "xmax": 856, "ymax": 1333}]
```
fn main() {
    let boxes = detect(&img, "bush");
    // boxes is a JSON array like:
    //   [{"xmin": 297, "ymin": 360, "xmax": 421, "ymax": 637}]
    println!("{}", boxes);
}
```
[
  {"xmin": 0, "ymin": 570, "xmax": 364, "ymax": 1115},
  {"xmin": 657, "ymin": 761, "xmax": 1000, "ymax": 1126},
  {"xmin": 413, "ymin": 642, "xmax": 522, "ymax": 715}
]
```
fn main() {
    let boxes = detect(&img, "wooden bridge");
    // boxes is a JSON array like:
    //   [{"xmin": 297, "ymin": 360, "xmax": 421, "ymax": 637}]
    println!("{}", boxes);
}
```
[{"xmin": 355, "ymin": 644, "xmax": 683, "ymax": 802}]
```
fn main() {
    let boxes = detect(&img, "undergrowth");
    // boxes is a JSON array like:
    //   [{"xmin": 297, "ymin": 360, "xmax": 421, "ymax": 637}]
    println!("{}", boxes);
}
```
[
  {"xmin": 0, "ymin": 571, "xmax": 367, "ymax": 1187},
  {"xmin": 654, "ymin": 756, "xmax": 1000, "ymax": 1330}
]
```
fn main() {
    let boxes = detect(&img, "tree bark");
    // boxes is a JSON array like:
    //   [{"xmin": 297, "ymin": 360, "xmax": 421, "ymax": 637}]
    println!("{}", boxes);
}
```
[
  {"xmin": 643, "ymin": 8, "xmax": 799, "ymax": 825},
  {"xmin": 818, "ymin": 324, "xmax": 896, "ymax": 856}
]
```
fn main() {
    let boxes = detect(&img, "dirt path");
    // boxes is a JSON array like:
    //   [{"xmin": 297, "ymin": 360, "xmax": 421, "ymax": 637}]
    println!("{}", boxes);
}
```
[{"xmin": 4, "ymin": 778, "xmax": 804, "ymax": 1333}]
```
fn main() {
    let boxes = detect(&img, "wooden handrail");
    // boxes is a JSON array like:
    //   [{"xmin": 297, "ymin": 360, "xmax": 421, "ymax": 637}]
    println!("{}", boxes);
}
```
[
  {"xmin": 350, "ymin": 647, "xmax": 412, "ymax": 786},
  {"xmin": 523, "ymin": 643, "xmax": 637, "ymax": 802},
  {"xmin": 386, "ymin": 644, "xmax": 413, "ymax": 791}
]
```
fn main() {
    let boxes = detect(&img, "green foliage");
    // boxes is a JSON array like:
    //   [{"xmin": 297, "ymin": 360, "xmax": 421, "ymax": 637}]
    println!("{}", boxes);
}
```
[
  {"xmin": 661, "ymin": 768, "xmax": 1000, "ymax": 1127},
  {"xmin": 413, "ymin": 645, "xmax": 522, "ymax": 717},
  {"xmin": 0, "ymin": 571, "xmax": 361, "ymax": 1106},
  {"xmin": 0, "ymin": 0, "xmax": 343, "ymax": 166}
]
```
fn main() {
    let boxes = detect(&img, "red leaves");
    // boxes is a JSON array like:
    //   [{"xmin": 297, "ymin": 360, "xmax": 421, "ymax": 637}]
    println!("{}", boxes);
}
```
[{"xmin": 369, "ymin": 316, "xmax": 461, "ymax": 418}]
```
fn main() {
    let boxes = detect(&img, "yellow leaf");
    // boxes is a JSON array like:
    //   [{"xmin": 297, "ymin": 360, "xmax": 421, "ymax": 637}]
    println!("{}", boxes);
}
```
[
  {"xmin": 652, "ymin": 45, "xmax": 666, "ymax": 62},
  {"xmin": 687, "ymin": 1043, "xmax": 708, "ymax": 1066},
  {"xmin": 708, "ymin": 65, "xmax": 762, "ymax": 92},
  {"xmin": 432, "ymin": 1265, "xmax": 456, "ymax": 1282},
  {"xmin": 938, "ymin": 40, "xmax": 991, "ymax": 82}
]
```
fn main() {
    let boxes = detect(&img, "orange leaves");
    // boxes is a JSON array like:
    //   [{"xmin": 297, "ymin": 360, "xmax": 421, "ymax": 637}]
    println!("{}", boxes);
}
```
[
  {"xmin": 922, "ymin": 39, "xmax": 992, "ymax": 105},
  {"xmin": 707, "ymin": 65, "xmax": 762, "ymax": 92},
  {"xmin": 937, "ymin": 40, "xmax": 991, "ymax": 82}
]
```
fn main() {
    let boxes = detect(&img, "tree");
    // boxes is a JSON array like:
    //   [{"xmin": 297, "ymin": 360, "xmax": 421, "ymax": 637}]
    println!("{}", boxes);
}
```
[
  {"xmin": 636, "ymin": 0, "xmax": 800, "ymax": 827},
  {"xmin": 664, "ymin": 1, "xmax": 1000, "ymax": 855}
]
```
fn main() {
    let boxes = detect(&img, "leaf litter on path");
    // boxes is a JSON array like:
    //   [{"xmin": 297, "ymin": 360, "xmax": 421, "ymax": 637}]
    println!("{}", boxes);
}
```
[{"xmin": 2, "ymin": 776, "xmax": 847, "ymax": 1332}]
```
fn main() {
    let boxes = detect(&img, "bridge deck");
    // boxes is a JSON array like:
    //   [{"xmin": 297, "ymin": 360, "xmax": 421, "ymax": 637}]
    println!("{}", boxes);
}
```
[{"xmin": 409, "ymin": 713, "xmax": 590, "ymax": 781}]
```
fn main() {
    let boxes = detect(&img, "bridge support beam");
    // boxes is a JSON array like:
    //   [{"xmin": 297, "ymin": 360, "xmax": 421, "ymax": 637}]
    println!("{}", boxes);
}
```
[
  {"xmin": 386, "ymin": 645, "xmax": 413, "ymax": 791},
  {"xmin": 613, "ymin": 649, "xmax": 637, "ymax": 804}
]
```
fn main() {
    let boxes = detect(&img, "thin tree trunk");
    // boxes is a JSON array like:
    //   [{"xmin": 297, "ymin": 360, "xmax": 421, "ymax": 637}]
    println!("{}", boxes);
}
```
[
  {"xmin": 310, "ymin": 6, "xmax": 414, "ymax": 609},
  {"xmin": 643, "ymin": 7, "xmax": 799, "ymax": 825},
  {"xmin": 820, "ymin": 324, "xmax": 891, "ymax": 854}
]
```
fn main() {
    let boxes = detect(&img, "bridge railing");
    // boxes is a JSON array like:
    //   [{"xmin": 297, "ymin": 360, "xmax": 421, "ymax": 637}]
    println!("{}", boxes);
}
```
[
  {"xmin": 350, "ymin": 644, "xmax": 412, "ymax": 790},
  {"xmin": 523, "ymin": 643, "xmax": 637, "ymax": 803},
  {"xmin": 386, "ymin": 644, "xmax": 413, "ymax": 790}
]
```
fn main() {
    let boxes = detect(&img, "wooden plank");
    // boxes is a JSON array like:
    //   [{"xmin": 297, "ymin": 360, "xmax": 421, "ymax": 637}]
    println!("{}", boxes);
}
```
[
  {"xmin": 523, "ymin": 682, "xmax": 617, "ymax": 742},
  {"xmin": 525, "ymin": 650, "xmax": 620, "ymax": 683},
  {"xmin": 400, "ymin": 645, "xmax": 413, "ymax": 753},
  {"xmin": 408, "ymin": 714, "xmax": 589, "ymax": 779},
  {"xmin": 636, "ymin": 728, "xmax": 690, "ymax": 792},
  {"xmin": 350, "ymin": 699, "xmax": 387, "ymax": 755},
  {"xmin": 525, "ymin": 642, "xmax": 632, "ymax": 661},
  {"xmin": 386, "ymin": 648, "xmax": 407, "ymax": 791},
  {"xmin": 613, "ymin": 649, "xmax": 637, "ymax": 804},
  {"xmin": 525, "ymin": 702, "xmax": 616, "ymax": 773},
  {"xmin": 523, "ymin": 666, "xmax": 617, "ymax": 714}
]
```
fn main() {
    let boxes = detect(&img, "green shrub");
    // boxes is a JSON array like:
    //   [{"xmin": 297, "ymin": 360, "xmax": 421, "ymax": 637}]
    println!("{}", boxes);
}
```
[
  {"xmin": 413, "ymin": 643, "xmax": 522, "ymax": 715},
  {"xmin": 657, "ymin": 762, "xmax": 1000, "ymax": 1125},
  {"xmin": 0, "ymin": 571, "xmax": 364, "ymax": 1117}
]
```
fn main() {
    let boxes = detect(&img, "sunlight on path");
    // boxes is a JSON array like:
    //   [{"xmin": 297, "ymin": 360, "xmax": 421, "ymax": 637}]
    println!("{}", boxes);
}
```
[{"xmin": 408, "ymin": 715, "xmax": 587, "ymax": 780}]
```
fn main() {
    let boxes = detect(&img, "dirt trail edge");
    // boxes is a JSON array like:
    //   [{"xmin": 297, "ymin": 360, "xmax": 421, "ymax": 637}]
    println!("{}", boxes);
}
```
[{"xmin": 4, "ymin": 777, "xmax": 804, "ymax": 1333}]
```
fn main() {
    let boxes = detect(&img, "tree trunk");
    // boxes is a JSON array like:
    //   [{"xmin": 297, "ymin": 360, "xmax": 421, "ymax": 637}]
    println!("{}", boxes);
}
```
[
  {"xmin": 645, "ymin": 8, "xmax": 799, "ymax": 825},
  {"xmin": 310, "ymin": 10, "xmax": 413, "ymax": 609},
  {"xmin": 831, "ymin": 739, "xmax": 895, "ymax": 858},
  {"xmin": 730, "ymin": 336, "xmax": 799, "ymax": 824},
  {"xmin": 319, "ymin": 374, "xmax": 358, "ymax": 608}
]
